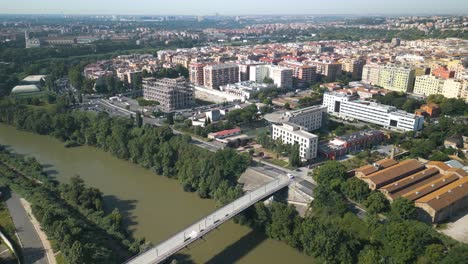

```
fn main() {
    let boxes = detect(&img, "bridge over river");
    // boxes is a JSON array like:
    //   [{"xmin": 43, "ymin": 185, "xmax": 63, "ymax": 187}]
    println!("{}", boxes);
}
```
[{"xmin": 125, "ymin": 177, "xmax": 292, "ymax": 264}]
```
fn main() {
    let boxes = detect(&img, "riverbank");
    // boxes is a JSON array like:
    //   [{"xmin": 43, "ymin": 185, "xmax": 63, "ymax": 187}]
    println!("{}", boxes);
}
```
[{"xmin": 0, "ymin": 123, "xmax": 315, "ymax": 264}]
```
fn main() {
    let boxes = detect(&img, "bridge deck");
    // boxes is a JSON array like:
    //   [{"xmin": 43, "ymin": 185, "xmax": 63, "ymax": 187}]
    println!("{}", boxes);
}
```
[{"xmin": 125, "ymin": 178, "xmax": 291, "ymax": 264}]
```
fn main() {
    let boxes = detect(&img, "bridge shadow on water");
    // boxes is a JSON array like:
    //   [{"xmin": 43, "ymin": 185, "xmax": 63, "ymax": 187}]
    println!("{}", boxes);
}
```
[
  {"xmin": 103, "ymin": 195, "xmax": 139, "ymax": 230},
  {"xmin": 204, "ymin": 230, "xmax": 267, "ymax": 264}
]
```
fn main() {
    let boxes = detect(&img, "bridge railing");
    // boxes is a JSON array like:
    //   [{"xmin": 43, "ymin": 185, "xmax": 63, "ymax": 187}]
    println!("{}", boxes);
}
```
[{"xmin": 126, "ymin": 177, "xmax": 291, "ymax": 264}]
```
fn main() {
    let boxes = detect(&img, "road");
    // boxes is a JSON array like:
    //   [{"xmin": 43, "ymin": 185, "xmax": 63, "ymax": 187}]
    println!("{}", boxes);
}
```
[{"xmin": 5, "ymin": 192, "xmax": 48, "ymax": 264}]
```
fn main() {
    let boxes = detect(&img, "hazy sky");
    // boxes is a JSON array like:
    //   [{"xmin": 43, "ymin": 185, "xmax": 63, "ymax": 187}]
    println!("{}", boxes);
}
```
[{"xmin": 1, "ymin": 0, "xmax": 467, "ymax": 15}]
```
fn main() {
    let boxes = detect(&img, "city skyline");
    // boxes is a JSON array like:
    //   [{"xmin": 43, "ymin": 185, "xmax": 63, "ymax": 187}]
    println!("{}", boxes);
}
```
[{"xmin": 2, "ymin": 0, "xmax": 468, "ymax": 16}]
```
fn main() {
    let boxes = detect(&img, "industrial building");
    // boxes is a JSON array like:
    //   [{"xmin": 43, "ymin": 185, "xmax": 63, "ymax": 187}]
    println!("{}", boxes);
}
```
[{"xmin": 356, "ymin": 159, "xmax": 468, "ymax": 223}]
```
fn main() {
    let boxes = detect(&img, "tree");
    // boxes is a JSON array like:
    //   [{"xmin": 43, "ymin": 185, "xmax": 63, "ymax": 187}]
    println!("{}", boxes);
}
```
[
  {"xmin": 342, "ymin": 177, "xmax": 371, "ymax": 202},
  {"xmin": 364, "ymin": 192, "xmax": 389, "ymax": 214},
  {"xmin": 284, "ymin": 102, "xmax": 291, "ymax": 110},
  {"xmin": 135, "ymin": 111, "xmax": 143, "ymax": 128},
  {"xmin": 263, "ymin": 76, "xmax": 274, "ymax": 84},
  {"xmin": 166, "ymin": 113, "xmax": 174, "ymax": 125},
  {"xmin": 289, "ymin": 143, "xmax": 301, "ymax": 167},
  {"xmin": 358, "ymin": 246, "xmax": 382, "ymax": 264},
  {"xmin": 312, "ymin": 161, "xmax": 347, "ymax": 189},
  {"xmin": 391, "ymin": 197, "xmax": 417, "ymax": 220}
]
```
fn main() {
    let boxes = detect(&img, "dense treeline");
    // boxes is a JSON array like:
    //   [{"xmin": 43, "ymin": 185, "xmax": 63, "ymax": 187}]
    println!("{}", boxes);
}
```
[
  {"xmin": 0, "ymin": 148, "xmax": 140, "ymax": 263},
  {"xmin": 236, "ymin": 161, "xmax": 468, "ymax": 264},
  {"xmin": 0, "ymin": 97, "xmax": 250, "ymax": 205}
]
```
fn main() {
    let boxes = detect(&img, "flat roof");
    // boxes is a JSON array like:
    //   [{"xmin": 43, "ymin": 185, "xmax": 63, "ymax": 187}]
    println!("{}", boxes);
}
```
[{"xmin": 22, "ymin": 75, "xmax": 47, "ymax": 83}]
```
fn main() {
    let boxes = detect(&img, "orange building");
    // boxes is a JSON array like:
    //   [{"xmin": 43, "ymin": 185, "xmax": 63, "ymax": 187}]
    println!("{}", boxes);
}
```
[{"xmin": 432, "ymin": 66, "xmax": 455, "ymax": 80}]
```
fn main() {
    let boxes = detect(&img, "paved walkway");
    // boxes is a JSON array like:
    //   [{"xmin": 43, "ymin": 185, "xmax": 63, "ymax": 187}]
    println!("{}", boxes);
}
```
[{"xmin": 5, "ymin": 192, "xmax": 48, "ymax": 264}]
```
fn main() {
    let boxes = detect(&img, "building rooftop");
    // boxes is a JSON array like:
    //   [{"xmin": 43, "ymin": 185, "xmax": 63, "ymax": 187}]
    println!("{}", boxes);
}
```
[
  {"xmin": 363, "ymin": 159, "xmax": 425, "ymax": 186},
  {"xmin": 22, "ymin": 75, "xmax": 47, "ymax": 83},
  {"xmin": 416, "ymin": 177, "xmax": 468, "ymax": 211},
  {"xmin": 11, "ymin": 85, "xmax": 41, "ymax": 94}
]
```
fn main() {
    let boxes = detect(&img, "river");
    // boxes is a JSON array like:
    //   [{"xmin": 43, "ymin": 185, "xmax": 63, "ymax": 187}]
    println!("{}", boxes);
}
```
[{"xmin": 0, "ymin": 124, "xmax": 313, "ymax": 264}]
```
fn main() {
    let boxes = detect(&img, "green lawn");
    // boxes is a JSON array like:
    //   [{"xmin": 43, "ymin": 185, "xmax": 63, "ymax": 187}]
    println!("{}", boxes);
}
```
[{"xmin": 265, "ymin": 158, "xmax": 294, "ymax": 170}]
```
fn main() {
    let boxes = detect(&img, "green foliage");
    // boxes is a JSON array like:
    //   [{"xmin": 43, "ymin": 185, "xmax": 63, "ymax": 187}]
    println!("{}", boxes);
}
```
[
  {"xmin": 288, "ymin": 144, "xmax": 302, "ymax": 167},
  {"xmin": 427, "ymin": 94, "xmax": 468, "ymax": 116},
  {"xmin": 174, "ymin": 120, "xmax": 234, "ymax": 138},
  {"xmin": 137, "ymin": 98, "xmax": 160, "ymax": 107},
  {"xmin": 0, "ymin": 150, "xmax": 140, "ymax": 263},
  {"xmin": 262, "ymin": 76, "xmax": 274, "ymax": 84},
  {"xmin": 391, "ymin": 197, "xmax": 417, "ymax": 220},
  {"xmin": 0, "ymin": 97, "xmax": 250, "ymax": 207},
  {"xmin": 312, "ymin": 161, "xmax": 347, "ymax": 188},
  {"xmin": 342, "ymin": 177, "xmax": 371, "ymax": 203},
  {"xmin": 376, "ymin": 220, "xmax": 441, "ymax": 264},
  {"xmin": 364, "ymin": 191, "xmax": 389, "ymax": 214},
  {"xmin": 226, "ymin": 104, "xmax": 258, "ymax": 125},
  {"xmin": 375, "ymin": 92, "xmax": 423, "ymax": 112}
]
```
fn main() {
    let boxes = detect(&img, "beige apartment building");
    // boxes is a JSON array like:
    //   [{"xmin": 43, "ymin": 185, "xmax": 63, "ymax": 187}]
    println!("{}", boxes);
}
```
[
  {"xmin": 413, "ymin": 75, "xmax": 445, "ymax": 96},
  {"xmin": 362, "ymin": 64, "xmax": 381, "ymax": 85},
  {"xmin": 378, "ymin": 65, "xmax": 416, "ymax": 92},
  {"xmin": 143, "ymin": 77, "xmax": 194, "ymax": 111},
  {"xmin": 189, "ymin": 62, "xmax": 205, "ymax": 86},
  {"xmin": 203, "ymin": 64, "xmax": 239, "ymax": 89}
]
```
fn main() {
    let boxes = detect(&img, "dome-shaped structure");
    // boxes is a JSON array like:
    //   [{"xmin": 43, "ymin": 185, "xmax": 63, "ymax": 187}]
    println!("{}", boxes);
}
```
[{"xmin": 11, "ymin": 85, "xmax": 41, "ymax": 94}]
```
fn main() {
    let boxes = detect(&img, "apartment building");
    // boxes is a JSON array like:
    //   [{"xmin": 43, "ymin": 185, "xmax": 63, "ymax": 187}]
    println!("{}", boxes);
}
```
[
  {"xmin": 442, "ymin": 79, "xmax": 466, "ymax": 99},
  {"xmin": 413, "ymin": 75, "xmax": 445, "ymax": 96},
  {"xmin": 270, "ymin": 66, "xmax": 293, "ymax": 89},
  {"xmin": 377, "ymin": 65, "xmax": 416, "ymax": 92},
  {"xmin": 279, "ymin": 60, "xmax": 317, "ymax": 86},
  {"xmin": 272, "ymin": 123, "xmax": 319, "ymax": 160},
  {"xmin": 309, "ymin": 60, "xmax": 342, "ymax": 81},
  {"xmin": 143, "ymin": 77, "xmax": 194, "ymax": 111},
  {"xmin": 342, "ymin": 58, "xmax": 365, "ymax": 80},
  {"xmin": 283, "ymin": 105, "xmax": 326, "ymax": 131},
  {"xmin": 249, "ymin": 65, "xmax": 293, "ymax": 89},
  {"xmin": 362, "ymin": 64, "xmax": 381, "ymax": 85},
  {"xmin": 323, "ymin": 92, "xmax": 424, "ymax": 131},
  {"xmin": 172, "ymin": 55, "xmax": 191, "ymax": 68},
  {"xmin": 189, "ymin": 62, "xmax": 205, "ymax": 86},
  {"xmin": 203, "ymin": 64, "xmax": 239, "ymax": 89},
  {"xmin": 414, "ymin": 75, "xmax": 466, "ymax": 99}
]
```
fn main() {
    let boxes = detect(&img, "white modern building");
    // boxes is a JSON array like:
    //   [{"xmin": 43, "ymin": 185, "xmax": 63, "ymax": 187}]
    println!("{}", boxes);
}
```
[
  {"xmin": 272, "ymin": 123, "xmax": 319, "ymax": 160},
  {"xmin": 323, "ymin": 92, "xmax": 424, "ymax": 132},
  {"xmin": 249, "ymin": 65, "xmax": 293, "ymax": 89},
  {"xmin": 219, "ymin": 81, "xmax": 276, "ymax": 101},
  {"xmin": 264, "ymin": 105, "xmax": 326, "ymax": 132}
]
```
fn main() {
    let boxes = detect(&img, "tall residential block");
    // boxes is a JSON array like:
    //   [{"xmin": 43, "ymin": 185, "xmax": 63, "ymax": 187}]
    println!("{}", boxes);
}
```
[
  {"xmin": 203, "ymin": 64, "xmax": 239, "ymax": 89},
  {"xmin": 189, "ymin": 62, "xmax": 205, "ymax": 86},
  {"xmin": 377, "ymin": 65, "xmax": 416, "ymax": 92},
  {"xmin": 413, "ymin": 75, "xmax": 445, "ymax": 96},
  {"xmin": 362, "ymin": 64, "xmax": 381, "ymax": 85}
]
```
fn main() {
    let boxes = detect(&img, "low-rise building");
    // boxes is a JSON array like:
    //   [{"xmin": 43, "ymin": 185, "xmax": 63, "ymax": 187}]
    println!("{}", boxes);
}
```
[
  {"xmin": 319, "ymin": 130, "xmax": 385, "ymax": 160},
  {"xmin": 272, "ymin": 123, "xmax": 318, "ymax": 160},
  {"xmin": 356, "ymin": 159, "xmax": 468, "ymax": 223},
  {"xmin": 323, "ymin": 92, "xmax": 424, "ymax": 132},
  {"xmin": 208, "ymin": 127, "xmax": 241, "ymax": 139},
  {"xmin": 219, "ymin": 81, "xmax": 276, "ymax": 101},
  {"xmin": 264, "ymin": 105, "xmax": 326, "ymax": 132}
]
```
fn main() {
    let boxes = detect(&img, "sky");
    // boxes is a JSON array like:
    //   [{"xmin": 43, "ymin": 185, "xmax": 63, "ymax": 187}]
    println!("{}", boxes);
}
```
[{"xmin": 1, "ymin": 0, "xmax": 467, "ymax": 16}]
